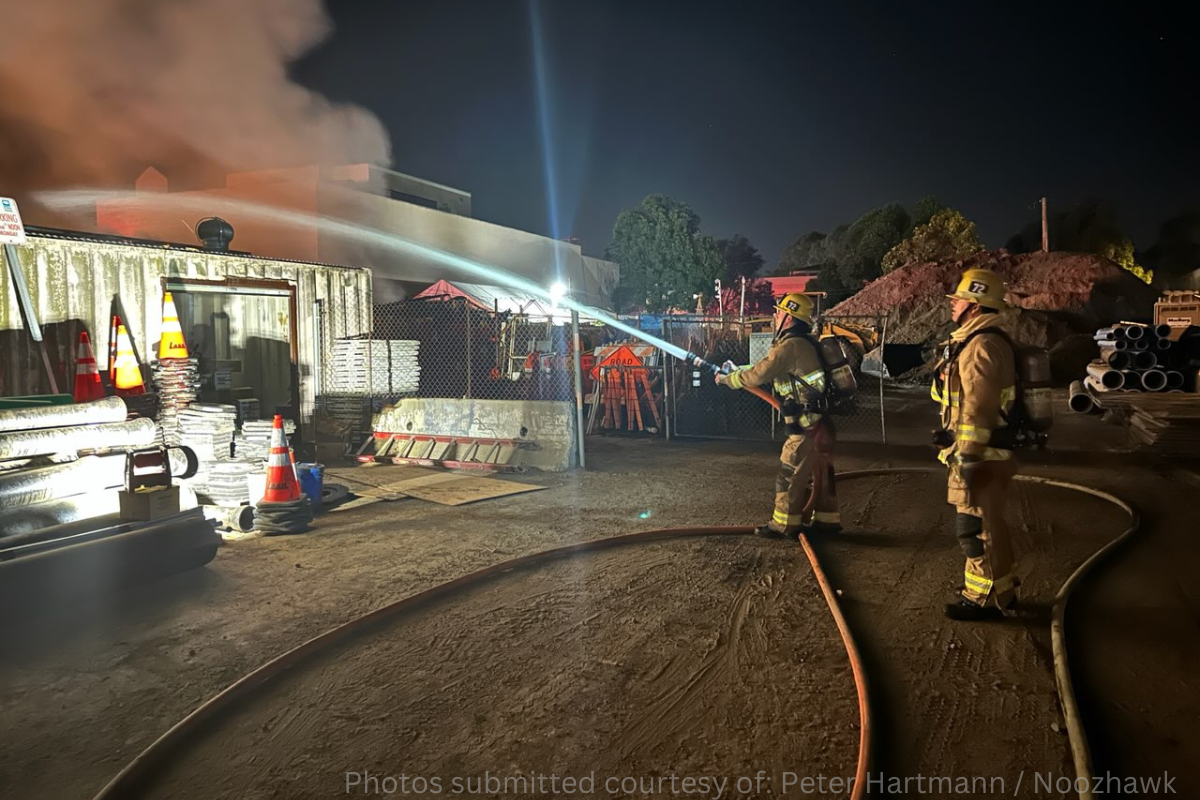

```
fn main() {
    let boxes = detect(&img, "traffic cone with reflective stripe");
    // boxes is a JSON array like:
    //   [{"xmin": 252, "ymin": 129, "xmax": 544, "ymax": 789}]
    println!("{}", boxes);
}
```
[
  {"xmin": 73, "ymin": 331, "xmax": 105, "ymax": 402},
  {"xmin": 112, "ymin": 324, "xmax": 146, "ymax": 397},
  {"xmin": 262, "ymin": 415, "xmax": 302, "ymax": 503},
  {"xmin": 158, "ymin": 291, "xmax": 189, "ymax": 359}
]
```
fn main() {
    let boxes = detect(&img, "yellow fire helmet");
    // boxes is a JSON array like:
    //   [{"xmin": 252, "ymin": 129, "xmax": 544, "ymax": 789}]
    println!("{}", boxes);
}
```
[
  {"xmin": 947, "ymin": 268, "xmax": 1009, "ymax": 310},
  {"xmin": 774, "ymin": 292, "xmax": 815, "ymax": 324}
]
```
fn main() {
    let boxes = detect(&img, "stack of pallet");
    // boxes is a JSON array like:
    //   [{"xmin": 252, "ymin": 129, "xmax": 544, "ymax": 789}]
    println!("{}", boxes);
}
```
[
  {"xmin": 1127, "ymin": 398, "xmax": 1200, "ymax": 455},
  {"xmin": 1070, "ymin": 390, "xmax": 1200, "ymax": 455},
  {"xmin": 315, "ymin": 395, "xmax": 372, "ymax": 452}
]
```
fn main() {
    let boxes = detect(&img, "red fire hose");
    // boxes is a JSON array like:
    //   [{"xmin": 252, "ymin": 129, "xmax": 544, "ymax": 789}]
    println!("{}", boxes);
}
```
[
  {"xmin": 91, "ymin": 519, "xmax": 873, "ymax": 800},
  {"xmin": 744, "ymin": 386, "xmax": 834, "ymax": 522}
]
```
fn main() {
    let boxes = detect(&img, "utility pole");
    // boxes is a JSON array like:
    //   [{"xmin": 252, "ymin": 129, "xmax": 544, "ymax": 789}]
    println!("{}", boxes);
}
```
[
  {"xmin": 738, "ymin": 275, "xmax": 747, "ymax": 324},
  {"xmin": 1041, "ymin": 197, "xmax": 1049, "ymax": 252}
]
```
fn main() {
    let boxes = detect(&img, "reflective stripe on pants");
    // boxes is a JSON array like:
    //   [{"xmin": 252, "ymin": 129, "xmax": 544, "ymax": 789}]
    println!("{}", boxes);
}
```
[
  {"xmin": 948, "ymin": 457, "xmax": 1018, "ymax": 608},
  {"xmin": 770, "ymin": 433, "xmax": 840, "ymax": 533}
]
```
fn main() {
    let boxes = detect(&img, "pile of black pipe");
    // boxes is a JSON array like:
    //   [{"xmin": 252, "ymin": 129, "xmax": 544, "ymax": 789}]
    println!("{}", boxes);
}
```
[
  {"xmin": 1071, "ymin": 324, "xmax": 1200, "ymax": 412},
  {"xmin": 254, "ymin": 496, "xmax": 314, "ymax": 535}
]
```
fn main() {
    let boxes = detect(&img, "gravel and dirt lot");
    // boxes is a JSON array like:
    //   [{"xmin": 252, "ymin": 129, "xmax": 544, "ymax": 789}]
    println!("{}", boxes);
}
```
[{"xmin": 1, "ymin": 407, "xmax": 1195, "ymax": 799}]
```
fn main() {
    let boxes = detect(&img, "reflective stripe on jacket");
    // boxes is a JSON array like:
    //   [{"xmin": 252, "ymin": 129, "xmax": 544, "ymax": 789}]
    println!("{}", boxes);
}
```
[
  {"xmin": 727, "ymin": 335, "xmax": 826, "ymax": 428},
  {"xmin": 932, "ymin": 314, "xmax": 1017, "ymax": 463}
]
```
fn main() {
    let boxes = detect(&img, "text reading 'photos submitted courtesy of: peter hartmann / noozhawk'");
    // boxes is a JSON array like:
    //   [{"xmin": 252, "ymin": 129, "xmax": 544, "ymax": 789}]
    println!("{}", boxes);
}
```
[{"xmin": 343, "ymin": 769, "xmax": 1179, "ymax": 796}]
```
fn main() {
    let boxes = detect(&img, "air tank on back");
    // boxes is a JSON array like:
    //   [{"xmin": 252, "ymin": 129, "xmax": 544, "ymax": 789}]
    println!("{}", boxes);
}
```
[
  {"xmin": 1018, "ymin": 346, "xmax": 1054, "ymax": 432},
  {"xmin": 818, "ymin": 337, "xmax": 857, "ymax": 397}
]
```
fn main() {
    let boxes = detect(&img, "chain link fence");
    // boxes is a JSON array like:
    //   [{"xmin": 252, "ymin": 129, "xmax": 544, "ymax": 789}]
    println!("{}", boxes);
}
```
[
  {"xmin": 312, "ymin": 296, "xmax": 589, "ymax": 456},
  {"xmin": 661, "ymin": 313, "xmax": 891, "ymax": 444}
]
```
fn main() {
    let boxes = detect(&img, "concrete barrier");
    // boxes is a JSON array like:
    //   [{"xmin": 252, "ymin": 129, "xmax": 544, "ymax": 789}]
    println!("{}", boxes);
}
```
[{"xmin": 373, "ymin": 398, "xmax": 577, "ymax": 472}]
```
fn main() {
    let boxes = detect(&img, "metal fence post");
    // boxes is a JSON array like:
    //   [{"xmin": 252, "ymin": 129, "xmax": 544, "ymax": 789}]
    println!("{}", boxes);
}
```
[
  {"xmin": 312, "ymin": 299, "xmax": 324, "ymax": 400},
  {"xmin": 879, "ymin": 312, "xmax": 888, "ymax": 445},
  {"xmin": 464, "ymin": 301, "xmax": 473, "ymax": 399},
  {"xmin": 571, "ymin": 310, "xmax": 586, "ymax": 469}
]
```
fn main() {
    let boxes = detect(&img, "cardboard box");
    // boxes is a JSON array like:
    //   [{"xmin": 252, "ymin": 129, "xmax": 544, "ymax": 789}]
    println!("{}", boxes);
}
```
[{"xmin": 119, "ymin": 485, "xmax": 181, "ymax": 521}]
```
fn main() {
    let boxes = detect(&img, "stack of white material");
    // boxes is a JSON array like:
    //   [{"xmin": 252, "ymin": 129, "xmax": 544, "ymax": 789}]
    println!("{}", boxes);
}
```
[
  {"xmin": 236, "ymin": 418, "xmax": 295, "ymax": 461},
  {"xmin": 178, "ymin": 403, "xmax": 237, "ymax": 461},
  {"xmin": 326, "ymin": 339, "xmax": 420, "ymax": 395}
]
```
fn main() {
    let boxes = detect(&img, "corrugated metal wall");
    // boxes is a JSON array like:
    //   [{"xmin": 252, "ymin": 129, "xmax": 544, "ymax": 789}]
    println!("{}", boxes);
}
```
[{"xmin": 1, "ymin": 233, "xmax": 371, "ymax": 437}]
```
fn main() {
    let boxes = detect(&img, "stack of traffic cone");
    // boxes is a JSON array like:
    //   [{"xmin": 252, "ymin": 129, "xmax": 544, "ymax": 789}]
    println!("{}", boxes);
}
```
[
  {"xmin": 73, "ymin": 331, "xmax": 106, "ymax": 403},
  {"xmin": 111, "ymin": 323, "xmax": 146, "ymax": 397},
  {"xmin": 151, "ymin": 291, "xmax": 200, "ymax": 444},
  {"xmin": 254, "ymin": 415, "xmax": 313, "ymax": 534}
]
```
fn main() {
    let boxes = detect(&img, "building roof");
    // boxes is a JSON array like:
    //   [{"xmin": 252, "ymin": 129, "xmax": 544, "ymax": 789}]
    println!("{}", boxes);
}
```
[
  {"xmin": 25, "ymin": 226, "xmax": 365, "ymax": 272},
  {"xmin": 762, "ymin": 274, "xmax": 817, "ymax": 296}
]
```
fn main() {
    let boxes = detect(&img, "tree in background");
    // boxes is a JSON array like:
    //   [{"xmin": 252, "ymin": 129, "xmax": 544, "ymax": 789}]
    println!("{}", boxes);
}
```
[
  {"xmin": 911, "ymin": 195, "xmax": 944, "ymax": 228},
  {"xmin": 606, "ymin": 195, "xmax": 724, "ymax": 313},
  {"xmin": 1004, "ymin": 199, "xmax": 1152, "ymax": 284},
  {"xmin": 1005, "ymin": 198, "xmax": 1124, "ymax": 254},
  {"xmin": 1097, "ymin": 238, "xmax": 1153, "ymax": 284},
  {"xmin": 777, "ymin": 231, "xmax": 829, "ymax": 275},
  {"xmin": 716, "ymin": 234, "xmax": 765, "ymax": 283},
  {"xmin": 881, "ymin": 209, "xmax": 984, "ymax": 272},
  {"xmin": 705, "ymin": 278, "xmax": 776, "ymax": 318},
  {"xmin": 774, "ymin": 199, "xmax": 950, "ymax": 304},
  {"xmin": 1142, "ymin": 211, "xmax": 1200, "ymax": 279},
  {"xmin": 777, "ymin": 203, "xmax": 913, "ymax": 303},
  {"xmin": 842, "ymin": 202, "xmax": 911, "ymax": 284}
]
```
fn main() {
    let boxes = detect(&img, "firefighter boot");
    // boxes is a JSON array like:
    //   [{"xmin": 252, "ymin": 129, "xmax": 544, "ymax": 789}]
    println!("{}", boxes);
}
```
[
  {"xmin": 944, "ymin": 598, "xmax": 1004, "ymax": 621},
  {"xmin": 754, "ymin": 524, "xmax": 791, "ymax": 539}
]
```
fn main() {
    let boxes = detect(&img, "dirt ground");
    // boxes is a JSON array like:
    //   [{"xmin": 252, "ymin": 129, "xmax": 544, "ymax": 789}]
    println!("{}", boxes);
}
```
[{"xmin": 1, "ymin": 395, "xmax": 1197, "ymax": 799}]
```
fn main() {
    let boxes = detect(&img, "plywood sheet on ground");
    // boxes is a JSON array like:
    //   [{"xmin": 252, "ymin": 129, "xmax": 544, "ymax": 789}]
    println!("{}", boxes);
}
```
[
  {"xmin": 325, "ymin": 467, "xmax": 545, "ymax": 507},
  {"xmin": 386, "ymin": 471, "xmax": 546, "ymax": 506}
]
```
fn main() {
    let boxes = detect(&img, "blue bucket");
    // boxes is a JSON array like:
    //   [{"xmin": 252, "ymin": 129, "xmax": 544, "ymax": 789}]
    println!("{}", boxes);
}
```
[{"xmin": 296, "ymin": 463, "xmax": 325, "ymax": 510}]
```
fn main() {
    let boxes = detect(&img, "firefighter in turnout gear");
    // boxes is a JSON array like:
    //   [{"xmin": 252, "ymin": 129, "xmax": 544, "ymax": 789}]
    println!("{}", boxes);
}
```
[
  {"xmin": 933, "ymin": 269, "xmax": 1019, "ymax": 621},
  {"xmin": 716, "ymin": 292, "xmax": 841, "ymax": 538}
]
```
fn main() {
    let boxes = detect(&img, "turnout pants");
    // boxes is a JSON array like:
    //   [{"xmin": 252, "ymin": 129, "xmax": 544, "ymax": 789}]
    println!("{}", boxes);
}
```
[
  {"xmin": 770, "ymin": 430, "xmax": 840, "ymax": 534},
  {"xmin": 947, "ymin": 457, "xmax": 1018, "ymax": 608}
]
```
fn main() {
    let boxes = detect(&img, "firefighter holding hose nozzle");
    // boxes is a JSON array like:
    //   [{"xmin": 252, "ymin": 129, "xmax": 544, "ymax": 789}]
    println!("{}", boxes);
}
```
[
  {"xmin": 933, "ymin": 269, "xmax": 1021, "ymax": 621},
  {"xmin": 715, "ymin": 293, "xmax": 842, "ymax": 539}
]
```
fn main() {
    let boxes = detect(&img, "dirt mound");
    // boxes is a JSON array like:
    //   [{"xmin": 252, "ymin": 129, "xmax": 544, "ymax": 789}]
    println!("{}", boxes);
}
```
[{"xmin": 831, "ymin": 250, "xmax": 1157, "ymax": 382}]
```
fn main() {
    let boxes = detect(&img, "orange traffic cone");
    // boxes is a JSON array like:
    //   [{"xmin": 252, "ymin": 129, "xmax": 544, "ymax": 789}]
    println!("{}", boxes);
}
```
[
  {"xmin": 112, "ymin": 324, "xmax": 146, "ymax": 397},
  {"xmin": 73, "ymin": 331, "xmax": 105, "ymax": 403},
  {"xmin": 158, "ymin": 291, "xmax": 189, "ymax": 359},
  {"xmin": 261, "ymin": 415, "xmax": 302, "ymax": 503}
]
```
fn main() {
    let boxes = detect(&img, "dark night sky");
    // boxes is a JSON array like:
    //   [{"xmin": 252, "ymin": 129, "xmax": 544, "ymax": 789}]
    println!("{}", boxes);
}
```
[{"xmin": 296, "ymin": 1, "xmax": 1195, "ymax": 264}]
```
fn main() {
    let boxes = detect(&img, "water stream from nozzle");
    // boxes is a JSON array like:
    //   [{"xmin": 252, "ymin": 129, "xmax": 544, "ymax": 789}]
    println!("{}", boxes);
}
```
[{"xmin": 38, "ymin": 189, "xmax": 704, "ymax": 362}]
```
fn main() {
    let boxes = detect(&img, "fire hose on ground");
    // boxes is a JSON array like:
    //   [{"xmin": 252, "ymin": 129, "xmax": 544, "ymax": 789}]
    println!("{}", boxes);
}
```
[
  {"xmin": 89, "ymin": 359, "xmax": 1138, "ymax": 800},
  {"xmin": 682, "ymin": 353, "xmax": 1136, "ymax": 799}
]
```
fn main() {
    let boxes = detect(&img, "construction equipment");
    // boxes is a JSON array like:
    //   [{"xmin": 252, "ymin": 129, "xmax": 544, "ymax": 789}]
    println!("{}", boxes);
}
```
[
  {"xmin": 818, "ymin": 321, "xmax": 879, "ymax": 356},
  {"xmin": 817, "ymin": 320, "xmax": 927, "ymax": 380}
]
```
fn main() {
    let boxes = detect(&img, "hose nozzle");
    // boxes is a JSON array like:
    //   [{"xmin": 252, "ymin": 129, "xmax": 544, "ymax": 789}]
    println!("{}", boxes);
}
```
[{"xmin": 684, "ymin": 351, "xmax": 724, "ymax": 374}]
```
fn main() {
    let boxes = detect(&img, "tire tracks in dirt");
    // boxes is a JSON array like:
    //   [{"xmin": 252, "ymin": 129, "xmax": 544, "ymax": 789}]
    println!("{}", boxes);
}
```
[{"xmin": 128, "ymin": 538, "xmax": 858, "ymax": 800}]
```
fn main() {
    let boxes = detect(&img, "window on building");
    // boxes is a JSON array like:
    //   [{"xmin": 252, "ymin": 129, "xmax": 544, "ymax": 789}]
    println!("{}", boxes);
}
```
[{"xmin": 387, "ymin": 190, "xmax": 438, "ymax": 209}]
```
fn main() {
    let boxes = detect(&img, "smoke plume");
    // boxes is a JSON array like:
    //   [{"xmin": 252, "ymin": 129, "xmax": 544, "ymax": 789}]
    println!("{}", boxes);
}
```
[{"xmin": 0, "ymin": 0, "xmax": 391, "ymax": 224}]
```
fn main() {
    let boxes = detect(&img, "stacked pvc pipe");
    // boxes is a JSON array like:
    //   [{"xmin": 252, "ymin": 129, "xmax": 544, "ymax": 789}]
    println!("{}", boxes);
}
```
[{"xmin": 1076, "ymin": 323, "xmax": 1199, "ymax": 410}]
